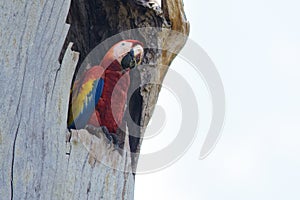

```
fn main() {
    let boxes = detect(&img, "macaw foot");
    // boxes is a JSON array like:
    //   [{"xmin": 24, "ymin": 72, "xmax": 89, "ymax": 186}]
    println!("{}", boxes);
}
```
[
  {"xmin": 85, "ymin": 125, "xmax": 119, "ymax": 147},
  {"xmin": 100, "ymin": 126, "xmax": 119, "ymax": 145}
]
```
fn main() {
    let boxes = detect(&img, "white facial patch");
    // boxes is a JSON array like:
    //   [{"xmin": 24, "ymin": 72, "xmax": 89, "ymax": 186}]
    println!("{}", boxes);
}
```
[{"xmin": 113, "ymin": 41, "xmax": 132, "ymax": 62}]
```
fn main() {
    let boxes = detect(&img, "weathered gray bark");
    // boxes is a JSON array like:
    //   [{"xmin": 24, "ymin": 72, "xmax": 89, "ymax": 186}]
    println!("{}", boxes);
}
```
[{"xmin": 0, "ymin": 0, "xmax": 189, "ymax": 199}]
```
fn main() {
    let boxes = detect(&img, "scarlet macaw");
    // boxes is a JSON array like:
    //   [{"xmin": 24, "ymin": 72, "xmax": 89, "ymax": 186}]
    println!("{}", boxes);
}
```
[{"xmin": 68, "ymin": 40, "xmax": 144, "ymax": 142}]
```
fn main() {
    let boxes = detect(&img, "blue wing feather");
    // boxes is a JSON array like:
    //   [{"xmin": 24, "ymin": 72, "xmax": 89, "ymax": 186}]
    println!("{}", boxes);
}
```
[{"xmin": 68, "ymin": 78, "xmax": 104, "ymax": 129}]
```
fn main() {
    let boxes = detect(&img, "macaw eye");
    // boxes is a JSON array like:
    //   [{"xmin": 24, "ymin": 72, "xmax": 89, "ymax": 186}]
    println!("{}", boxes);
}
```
[{"xmin": 121, "ymin": 43, "xmax": 125, "ymax": 46}]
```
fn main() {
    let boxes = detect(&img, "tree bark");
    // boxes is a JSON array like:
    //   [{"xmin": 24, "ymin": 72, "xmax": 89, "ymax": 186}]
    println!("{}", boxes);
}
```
[{"xmin": 0, "ymin": 0, "xmax": 189, "ymax": 199}]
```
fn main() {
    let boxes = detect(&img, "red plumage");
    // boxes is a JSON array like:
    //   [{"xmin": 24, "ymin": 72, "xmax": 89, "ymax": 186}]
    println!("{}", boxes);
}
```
[
  {"xmin": 88, "ymin": 60, "xmax": 130, "ymax": 133},
  {"xmin": 82, "ymin": 39, "xmax": 144, "ymax": 136}
]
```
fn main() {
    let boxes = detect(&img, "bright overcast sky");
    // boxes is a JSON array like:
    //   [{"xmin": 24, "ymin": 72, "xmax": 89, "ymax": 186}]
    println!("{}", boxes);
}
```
[{"xmin": 135, "ymin": 0, "xmax": 300, "ymax": 199}]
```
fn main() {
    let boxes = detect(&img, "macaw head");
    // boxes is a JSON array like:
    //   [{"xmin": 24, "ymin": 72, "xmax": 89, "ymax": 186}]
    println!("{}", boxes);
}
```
[{"xmin": 101, "ymin": 40, "xmax": 144, "ymax": 71}]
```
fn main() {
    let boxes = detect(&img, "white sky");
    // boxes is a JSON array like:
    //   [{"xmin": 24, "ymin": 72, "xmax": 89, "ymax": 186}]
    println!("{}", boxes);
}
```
[{"xmin": 135, "ymin": 0, "xmax": 300, "ymax": 199}]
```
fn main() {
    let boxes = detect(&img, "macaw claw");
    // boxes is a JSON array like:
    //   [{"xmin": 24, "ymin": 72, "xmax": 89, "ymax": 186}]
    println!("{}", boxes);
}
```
[
  {"xmin": 85, "ymin": 125, "xmax": 119, "ymax": 147},
  {"xmin": 101, "ymin": 126, "xmax": 119, "ymax": 145}
]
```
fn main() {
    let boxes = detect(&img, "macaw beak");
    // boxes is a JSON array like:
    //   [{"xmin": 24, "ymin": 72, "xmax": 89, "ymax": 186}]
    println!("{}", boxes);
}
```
[
  {"xmin": 120, "ymin": 41, "xmax": 144, "ymax": 70},
  {"xmin": 127, "ymin": 40, "xmax": 144, "ymax": 65},
  {"xmin": 131, "ymin": 43, "xmax": 144, "ymax": 65}
]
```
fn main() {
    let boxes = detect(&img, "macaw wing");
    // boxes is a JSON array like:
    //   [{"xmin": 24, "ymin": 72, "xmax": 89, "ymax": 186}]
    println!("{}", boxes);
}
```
[{"xmin": 68, "ymin": 77, "xmax": 104, "ymax": 129}]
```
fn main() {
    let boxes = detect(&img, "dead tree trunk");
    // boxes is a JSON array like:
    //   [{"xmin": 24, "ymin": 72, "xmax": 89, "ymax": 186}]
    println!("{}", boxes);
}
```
[{"xmin": 0, "ymin": 0, "xmax": 189, "ymax": 199}]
